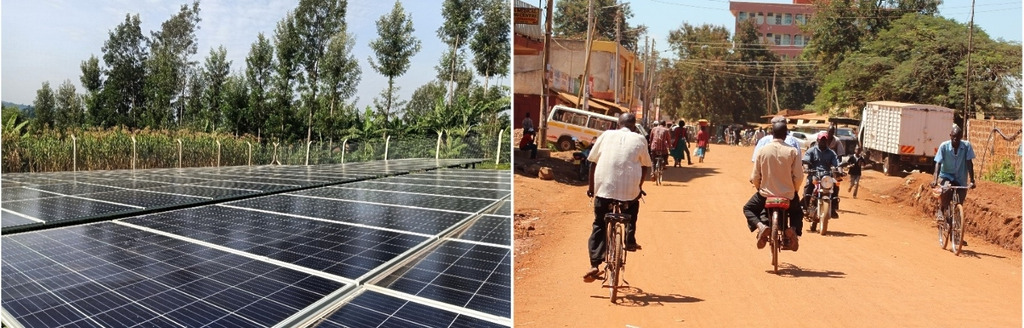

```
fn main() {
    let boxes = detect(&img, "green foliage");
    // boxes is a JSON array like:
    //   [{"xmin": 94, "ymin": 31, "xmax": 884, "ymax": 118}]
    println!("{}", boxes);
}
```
[
  {"xmin": 469, "ymin": 0, "xmax": 510, "ymax": 84},
  {"xmin": 101, "ymin": 13, "xmax": 148, "ymax": 128},
  {"xmin": 368, "ymin": 0, "xmax": 422, "ymax": 122},
  {"xmin": 32, "ymin": 82, "xmax": 56, "ymax": 131},
  {"xmin": 983, "ymin": 159, "xmax": 1022, "ymax": 186},
  {"xmin": 553, "ymin": 0, "xmax": 645, "ymax": 52}
]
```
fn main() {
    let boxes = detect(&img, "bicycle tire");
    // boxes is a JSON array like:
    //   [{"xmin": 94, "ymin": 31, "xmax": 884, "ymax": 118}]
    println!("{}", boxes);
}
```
[
  {"xmin": 771, "ymin": 212, "xmax": 780, "ymax": 274},
  {"xmin": 609, "ymin": 223, "xmax": 624, "ymax": 303},
  {"xmin": 937, "ymin": 210, "xmax": 950, "ymax": 250},
  {"xmin": 819, "ymin": 201, "xmax": 830, "ymax": 236},
  {"xmin": 952, "ymin": 204, "xmax": 965, "ymax": 256}
]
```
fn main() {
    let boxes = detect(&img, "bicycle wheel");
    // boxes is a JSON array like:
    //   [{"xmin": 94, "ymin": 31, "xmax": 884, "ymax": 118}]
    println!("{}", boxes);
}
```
[
  {"xmin": 818, "ymin": 201, "xmax": 830, "ymax": 236},
  {"xmin": 771, "ymin": 212, "xmax": 779, "ymax": 274},
  {"xmin": 609, "ymin": 223, "xmax": 624, "ymax": 303},
  {"xmin": 937, "ymin": 209, "xmax": 950, "ymax": 250},
  {"xmin": 951, "ymin": 204, "xmax": 965, "ymax": 255}
]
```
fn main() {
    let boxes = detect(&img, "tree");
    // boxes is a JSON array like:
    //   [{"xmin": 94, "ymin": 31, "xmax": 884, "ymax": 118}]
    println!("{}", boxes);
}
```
[
  {"xmin": 54, "ymin": 80, "xmax": 84, "ymax": 130},
  {"xmin": 200, "ymin": 46, "xmax": 231, "ymax": 131},
  {"xmin": 437, "ymin": 0, "xmax": 479, "ymax": 49},
  {"xmin": 100, "ymin": 14, "xmax": 148, "ymax": 128},
  {"xmin": 220, "ymin": 74, "xmax": 249, "ymax": 135},
  {"xmin": 79, "ymin": 55, "xmax": 107, "ymax": 126},
  {"xmin": 405, "ymin": 80, "xmax": 447, "ymax": 128},
  {"xmin": 293, "ymin": 0, "xmax": 347, "ymax": 144},
  {"xmin": 32, "ymin": 82, "xmax": 56, "ymax": 131},
  {"xmin": 470, "ymin": 0, "xmax": 510, "ymax": 89},
  {"xmin": 246, "ymin": 33, "xmax": 275, "ymax": 140},
  {"xmin": 145, "ymin": 1, "xmax": 202, "ymax": 128},
  {"xmin": 271, "ymin": 13, "xmax": 301, "ymax": 141},
  {"xmin": 318, "ymin": 27, "xmax": 361, "ymax": 141},
  {"xmin": 434, "ymin": 49, "xmax": 474, "ymax": 95},
  {"xmin": 553, "ymin": 0, "xmax": 646, "ymax": 51},
  {"xmin": 368, "ymin": 0, "xmax": 422, "ymax": 126}
]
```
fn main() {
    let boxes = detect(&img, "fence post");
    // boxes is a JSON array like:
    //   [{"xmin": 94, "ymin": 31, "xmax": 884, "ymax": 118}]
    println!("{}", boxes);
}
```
[
  {"xmin": 247, "ymin": 142, "xmax": 252, "ymax": 166},
  {"xmin": 272, "ymin": 142, "xmax": 279, "ymax": 165},
  {"xmin": 131, "ymin": 135, "xmax": 137, "ymax": 170},
  {"xmin": 341, "ymin": 139, "xmax": 348, "ymax": 164},
  {"xmin": 176, "ymin": 139, "xmax": 182, "ymax": 169},
  {"xmin": 305, "ymin": 140, "xmax": 312, "ymax": 165},
  {"xmin": 384, "ymin": 135, "xmax": 391, "ymax": 161},
  {"xmin": 216, "ymin": 140, "xmax": 222, "ymax": 167},
  {"xmin": 496, "ymin": 128, "xmax": 505, "ymax": 165},
  {"xmin": 71, "ymin": 134, "xmax": 77, "ymax": 172},
  {"xmin": 435, "ymin": 131, "xmax": 443, "ymax": 160}
]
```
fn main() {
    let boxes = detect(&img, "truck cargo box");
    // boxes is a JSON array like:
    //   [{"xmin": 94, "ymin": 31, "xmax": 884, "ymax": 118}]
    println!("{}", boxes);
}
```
[{"xmin": 860, "ymin": 101, "xmax": 954, "ymax": 175}]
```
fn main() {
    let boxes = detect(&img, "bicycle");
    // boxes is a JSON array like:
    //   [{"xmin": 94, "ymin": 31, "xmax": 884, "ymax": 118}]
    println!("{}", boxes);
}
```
[
  {"xmin": 601, "ymin": 191, "xmax": 645, "ymax": 303},
  {"xmin": 935, "ymin": 182, "xmax": 970, "ymax": 255},
  {"xmin": 764, "ymin": 196, "xmax": 792, "ymax": 274},
  {"xmin": 652, "ymin": 154, "xmax": 665, "ymax": 186}
]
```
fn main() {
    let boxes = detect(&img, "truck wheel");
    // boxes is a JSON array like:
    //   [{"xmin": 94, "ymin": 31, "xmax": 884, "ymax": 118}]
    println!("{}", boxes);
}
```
[
  {"xmin": 556, "ymin": 136, "xmax": 574, "ymax": 152},
  {"xmin": 883, "ymin": 156, "xmax": 900, "ymax": 176}
]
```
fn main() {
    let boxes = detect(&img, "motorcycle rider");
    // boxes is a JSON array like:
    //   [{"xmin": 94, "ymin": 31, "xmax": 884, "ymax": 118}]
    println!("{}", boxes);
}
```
[
  {"xmin": 803, "ymin": 133, "xmax": 841, "ymax": 219},
  {"xmin": 744, "ymin": 119, "xmax": 804, "ymax": 251}
]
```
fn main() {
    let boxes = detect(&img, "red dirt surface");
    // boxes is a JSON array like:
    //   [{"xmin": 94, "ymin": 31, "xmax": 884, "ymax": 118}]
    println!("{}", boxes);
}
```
[{"xmin": 514, "ymin": 145, "xmax": 1021, "ymax": 327}]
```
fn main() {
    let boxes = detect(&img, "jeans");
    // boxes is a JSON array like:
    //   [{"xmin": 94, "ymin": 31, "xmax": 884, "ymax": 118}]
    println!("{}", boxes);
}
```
[
  {"xmin": 743, "ymin": 192, "xmax": 803, "ymax": 236},
  {"xmin": 588, "ymin": 197, "xmax": 640, "ymax": 267}
]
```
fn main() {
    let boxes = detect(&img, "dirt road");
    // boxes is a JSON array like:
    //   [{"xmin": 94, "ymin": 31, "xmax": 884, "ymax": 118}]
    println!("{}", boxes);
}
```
[{"xmin": 514, "ymin": 145, "xmax": 1021, "ymax": 327}]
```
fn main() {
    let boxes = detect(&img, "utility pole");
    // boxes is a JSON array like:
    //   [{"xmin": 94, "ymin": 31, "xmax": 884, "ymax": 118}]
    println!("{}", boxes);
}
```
[
  {"xmin": 614, "ymin": 8, "xmax": 621, "ymax": 105},
  {"xmin": 642, "ymin": 36, "xmax": 649, "ymax": 123},
  {"xmin": 538, "ymin": 0, "xmax": 553, "ymax": 148},
  {"xmin": 964, "ymin": 0, "xmax": 977, "ymax": 132},
  {"xmin": 578, "ymin": 0, "xmax": 595, "ymax": 112}
]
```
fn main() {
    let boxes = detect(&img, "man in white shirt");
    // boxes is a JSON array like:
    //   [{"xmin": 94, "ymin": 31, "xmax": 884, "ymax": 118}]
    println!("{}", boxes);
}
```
[{"xmin": 584, "ymin": 113, "xmax": 652, "ymax": 278}]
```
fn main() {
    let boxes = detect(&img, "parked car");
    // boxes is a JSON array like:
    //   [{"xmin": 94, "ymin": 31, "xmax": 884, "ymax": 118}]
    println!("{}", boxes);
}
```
[
  {"xmin": 834, "ymin": 127, "xmax": 858, "ymax": 155},
  {"xmin": 790, "ymin": 131, "xmax": 815, "ymax": 151}
]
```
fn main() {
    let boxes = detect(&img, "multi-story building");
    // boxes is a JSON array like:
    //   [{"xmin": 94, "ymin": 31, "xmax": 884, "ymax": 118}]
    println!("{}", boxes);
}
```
[{"xmin": 729, "ymin": 0, "xmax": 815, "ymax": 60}]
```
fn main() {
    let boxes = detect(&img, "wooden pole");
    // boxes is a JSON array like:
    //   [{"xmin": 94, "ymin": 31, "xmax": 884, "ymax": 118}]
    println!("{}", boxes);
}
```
[{"xmin": 538, "ymin": 0, "xmax": 554, "ymax": 149}]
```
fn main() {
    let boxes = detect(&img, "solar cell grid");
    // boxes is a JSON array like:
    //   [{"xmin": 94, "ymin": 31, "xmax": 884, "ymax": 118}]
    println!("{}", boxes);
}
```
[
  {"xmin": 451, "ymin": 215, "xmax": 511, "ymax": 246},
  {"xmin": 318, "ymin": 290, "xmax": 507, "ymax": 328},
  {"xmin": 123, "ymin": 205, "xmax": 430, "ymax": 280},
  {"xmin": 374, "ymin": 240, "xmax": 511, "ymax": 317},
  {"xmin": 230, "ymin": 195, "xmax": 471, "ymax": 235},
  {"xmin": 1, "ymin": 222, "xmax": 346, "ymax": 328},
  {"xmin": 296, "ymin": 188, "xmax": 496, "ymax": 213},
  {"xmin": 346, "ymin": 181, "xmax": 510, "ymax": 200},
  {"xmin": 496, "ymin": 201, "xmax": 511, "ymax": 216},
  {"xmin": 2, "ymin": 196, "xmax": 135, "ymax": 223},
  {"xmin": 140, "ymin": 184, "xmax": 257, "ymax": 199},
  {"xmin": 381, "ymin": 176, "xmax": 510, "ymax": 190},
  {"xmin": 30, "ymin": 183, "xmax": 122, "ymax": 195},
  {"xmin": 79, "ymin": 190, "xmax": 209, "ymax": 208},
  {"xmin": 81, "ymin": 179, "xmax": 170, "ymax": 190},
  {"xmin": 1, "ymin": 187, "xmax": 63, "ymax": 202}
]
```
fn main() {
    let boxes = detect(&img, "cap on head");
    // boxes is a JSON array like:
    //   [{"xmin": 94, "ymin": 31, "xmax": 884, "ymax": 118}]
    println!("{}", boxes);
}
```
[{"xmin": 817, "ymin": 132, "xmax": 829, "ymax": 142}]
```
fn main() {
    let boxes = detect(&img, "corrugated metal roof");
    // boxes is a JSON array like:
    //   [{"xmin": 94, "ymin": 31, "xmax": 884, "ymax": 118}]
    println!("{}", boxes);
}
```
[{"xmin": 514, "ymin": 0, "xmax": 544, "ymax": 41}]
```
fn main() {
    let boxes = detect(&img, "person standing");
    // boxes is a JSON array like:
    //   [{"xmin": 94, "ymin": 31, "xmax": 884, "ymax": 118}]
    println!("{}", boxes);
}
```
[
  {"xmin": 522, "ymin": 112, "xmax": 534, "ymax": 132},
  {"xmin": 670, "ymin": 120, "xmax": 692, "ymax": 166},
  {"xmin": 696, "ymin": 125, "xmax": 710, "ymax": 163},
  {"xmin": 584, "ymin": 113, "xmax": 652, "ymax": 278}
]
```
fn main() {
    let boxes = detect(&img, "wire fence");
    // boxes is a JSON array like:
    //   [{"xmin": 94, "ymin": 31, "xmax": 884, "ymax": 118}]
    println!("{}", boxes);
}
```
[{"xmin": 2, "ymin": 129, "xmax": 511, "ymax": 173}]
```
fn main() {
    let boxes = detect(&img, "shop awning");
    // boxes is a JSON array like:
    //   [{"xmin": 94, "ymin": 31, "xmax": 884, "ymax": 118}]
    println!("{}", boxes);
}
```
[{"xmin": 554, "ymin": 91, "xmax": 611, "ymax": 114}]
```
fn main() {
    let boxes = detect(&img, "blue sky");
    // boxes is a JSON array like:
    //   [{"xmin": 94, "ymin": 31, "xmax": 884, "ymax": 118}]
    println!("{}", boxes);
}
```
[
  {"xmin": 2, "ymin": 0, "xmax": 508, "ymax": 109},
  {"xmin": 629, "ymin": 0, "xmax": 1022, "ymax": 57}
]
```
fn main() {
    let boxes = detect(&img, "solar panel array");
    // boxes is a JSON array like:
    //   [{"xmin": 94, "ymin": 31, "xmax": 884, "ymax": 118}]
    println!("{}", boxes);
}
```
[
  {"xmin": 1, "ymin": 158, "xmax": 481, "ymax": 232},
  {"xmin": 1, "ymin": 160, "xmax": 513, "ymax": 327}
]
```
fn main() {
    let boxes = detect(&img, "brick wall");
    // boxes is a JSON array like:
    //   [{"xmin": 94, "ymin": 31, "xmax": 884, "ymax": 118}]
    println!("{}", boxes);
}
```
[{"xmin": 966, "ymin": 119, "xmax": 1023, "ymax": 177}]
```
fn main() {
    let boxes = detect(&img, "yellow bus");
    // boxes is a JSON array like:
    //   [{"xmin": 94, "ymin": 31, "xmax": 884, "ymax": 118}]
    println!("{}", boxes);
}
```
[{"xmin": 545, "ymin": 105, "xmax": 646, "ymax": 151}]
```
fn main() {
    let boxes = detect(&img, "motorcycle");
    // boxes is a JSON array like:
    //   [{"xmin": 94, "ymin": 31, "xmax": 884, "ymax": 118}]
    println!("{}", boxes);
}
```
[
  {"xmin": 804, "ymin": 167, "xmax": 845, "ymax": 235},
  {"xmin": 571, "ymin": 137, "xmax": 592, "ymax": 181}
]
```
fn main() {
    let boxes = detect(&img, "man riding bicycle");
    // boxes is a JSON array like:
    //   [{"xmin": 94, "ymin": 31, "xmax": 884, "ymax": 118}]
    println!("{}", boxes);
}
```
[
  {"xmin": 930, "ymin": 124, "xmax": 976, "ymax": 245},
  {"xmin": 649, "ymin": 120, "xmax": 672, "ymax": 179},
  {"xmin": 744, "ymin": 120, "xmax": 804, "ymax": 251},
  {"xmin": 585, "ymin": 113, "xmax": 652, "ymax": 278},
  {"xmin": 803, "ymin": 133, "xmax": 841, "ymax": 219}
]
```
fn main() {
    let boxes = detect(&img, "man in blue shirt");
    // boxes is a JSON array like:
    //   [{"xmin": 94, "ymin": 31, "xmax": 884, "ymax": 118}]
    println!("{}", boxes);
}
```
[
  {"xmin": 751, "ymin": 116, "xmax": 802, "ymax": 162},
  {"xmin": 930, "ymin": 125, "xmax": 976, "ymax": 228},
  {"xmin": 802, "ymin": 133, "xmax": 840, "ymax": 218}
]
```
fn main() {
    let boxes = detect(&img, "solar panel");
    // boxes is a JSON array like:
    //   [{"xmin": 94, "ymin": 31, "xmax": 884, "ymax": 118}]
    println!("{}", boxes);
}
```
[
  {"xmin": 30, "ymin": 183, "xmax": 122, "ymax": 195},
  {"xmin": 450, "ymin": 215, "xmax": 511, "ymax": 246},
  {"xmin": 78, "ymin": 179, "xmax": 170, "ymax": 190},
  {"xmin": 229, "ymin": 195, "xmax": 473, "ymax": 235},
  {"xmin": 344, "ymin": 181, "xmax": 510, "ymax": 200},
  {"xmin": 1, "ymin": 187, "xmax": 62, "ymax": 202},
  {"xmin": 1, "ymin": 222, "xmax": 347, "ymax": 327},
  {"xmin": 382, "ymin": 177, "xmax": 510, "ymax": 190},
  {"xmin": 316, "ymin": 290, "xmax": 507, "ymax": 328},
  {"xmin": 123, "ymin": 206, "xmax": 430, "ymax": 280},
  {"xmin": 495, "ymin": 201, "xmax": 511, "ymax": 216},
  {"xmin": 295, "ymin": 188, "xmax": 497, "ymax": 213},
  {"xmin": 141, "ymin": 184, "xmax": 258, "ymax": 199},
  {"xmin": 373, "ymin": 240, "xmax": 511, "ymax": 318},
  {"xmin": 192, "ymin": 180, "xmax": 295, "ymax": 192},
  {"xmin": 79, "ymin": 190, "xmax": 209, "ymax": 208},
  {"xmin": 2, "ymin": 196, "xmax": 135, "ymax": 222},
  {"xmin": 1, "ymin": 211, "xmax": 40, "ymax": 228}
]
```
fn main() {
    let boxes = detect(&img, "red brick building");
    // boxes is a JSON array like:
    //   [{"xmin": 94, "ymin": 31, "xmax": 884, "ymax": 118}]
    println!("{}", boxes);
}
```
[{"xmin": 729, "ymin": 0, "xmax": 815, "ymax": 60}]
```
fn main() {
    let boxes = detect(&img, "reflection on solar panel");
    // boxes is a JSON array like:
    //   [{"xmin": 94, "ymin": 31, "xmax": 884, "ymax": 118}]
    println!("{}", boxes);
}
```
[
  {"xmin": 496, "ymin": 201, "xmax": 511, "ymax": 216},
  {"xmin": 1, "ymin": 160, "xmax": 509, "ymax": 328},
  {"xmin": 1, "ymin": 187, "xmax": 62, "ymax": 202},
  {"xmin": 373, "ymin": 240, "xmax": 511, "ymax": 318},
  {"xmin": 1, "ymin": 222, "xmax": 347, "ymax": 327},
  {"xmin": 343, "ymin": 181, "xmax": 511, "ymax": 200},
  {"xmin": 318, "ymin": 291, "xmax": 506, "ymax": 328},
  {"xmin": 451, "ymin": 215, "xmax": 511, "ymax": 246},
  {"xmin": 2, "ymin": 196, "xmax": 135, "ymax": 226},
  {"xmin": 123, "ymin": 206, "xmax": 430, "ymax": 280}
]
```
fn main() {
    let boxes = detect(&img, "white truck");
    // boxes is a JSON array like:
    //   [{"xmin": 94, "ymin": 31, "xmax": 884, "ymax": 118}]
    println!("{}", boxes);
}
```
[{"xmin": 859, "ymin": 101, "xmax": 954, "ymax": 176}]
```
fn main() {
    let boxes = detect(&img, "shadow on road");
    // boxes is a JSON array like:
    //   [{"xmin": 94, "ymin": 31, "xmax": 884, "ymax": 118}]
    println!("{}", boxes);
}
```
[
  {"xmin": 659, "ymin": 166, "xmax": 719, "ymax": 184},
  {"xmin": 957, "ymin": 249, "xmax": 1008, "ymax": 259},
  {"xmin": 838, "ymin": 209, "xmax": 865, "ymax": 215},
  {"xmin": 768, "ymin": 263, "xmax": 847, "ymax": 278},
  {"xmin": 821, "ymin": 230, "xmax": 868, "ymax": 238},
  {"xmin": 590, "ymin": 286, "xmax": 704, "ymax": 307}
]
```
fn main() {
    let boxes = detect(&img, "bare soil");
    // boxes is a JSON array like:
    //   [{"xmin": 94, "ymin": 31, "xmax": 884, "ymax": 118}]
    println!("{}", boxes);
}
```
[{"xmin": 513, "ymin": 144, "xmax": 1021, "ymax": 327}]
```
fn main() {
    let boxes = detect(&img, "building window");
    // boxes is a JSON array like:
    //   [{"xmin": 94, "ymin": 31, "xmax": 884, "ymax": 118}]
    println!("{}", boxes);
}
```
[
  {"xmin": 796, "ymin": 14, "xmax": 805, "ymax": 25},
  {"xmin": 775, "ymin": 14, "xmax": 782, "ymax": 25},
  {"xmin": 794, "ymin": 35, "xmax": 804, "ymax": 46},
  {"xmin": 784, "ymin": 13, "xmax": 793, "ymax": 25},
  {"xmin": 766, "ymin": 33, "xmax": 773, "ymax": 44},
  {"xmin": 766, "ymin": 12, "xmax": 774, "ymax": 25},
  {"xmin": 782, "ymin": 34, "xmax": 790, "ymax": 46},
  {"xmin": 774, "ymin": 34, "xmax": 781, "ymax": 45},
  {"xmin": 738, "ymin": 11, "xmax": 747, "ymax": 21},
  {"xmin": 756, "ymin": 12, "xmax": 764, "ymax": 24}
]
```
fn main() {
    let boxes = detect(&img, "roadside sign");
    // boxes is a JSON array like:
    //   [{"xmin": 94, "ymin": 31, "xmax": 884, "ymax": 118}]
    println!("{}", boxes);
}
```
[{"xmin": 515, "ymin": 7, "xmax": 541, "ymax": 25}]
